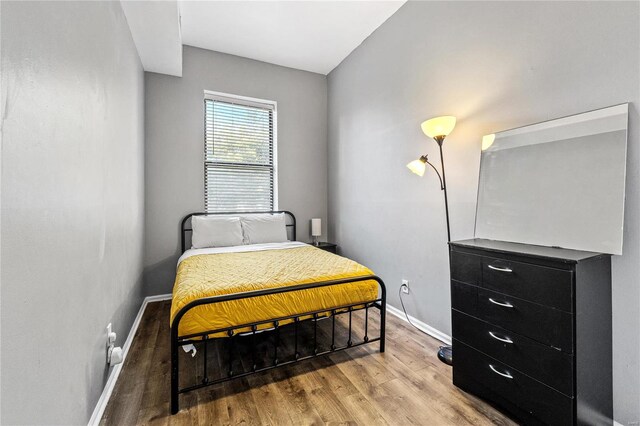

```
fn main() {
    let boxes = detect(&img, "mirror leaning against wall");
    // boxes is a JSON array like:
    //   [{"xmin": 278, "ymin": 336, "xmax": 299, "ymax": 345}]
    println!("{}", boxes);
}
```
[{"xmin": 475, "ymin": 103, "xmax": 629, "ymax": 255}]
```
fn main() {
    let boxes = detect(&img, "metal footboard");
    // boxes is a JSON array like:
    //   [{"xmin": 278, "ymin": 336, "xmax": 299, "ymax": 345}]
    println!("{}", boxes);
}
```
[{"xmin": 170, "ymin": 275, "xmax": 386, "ymax": 414}]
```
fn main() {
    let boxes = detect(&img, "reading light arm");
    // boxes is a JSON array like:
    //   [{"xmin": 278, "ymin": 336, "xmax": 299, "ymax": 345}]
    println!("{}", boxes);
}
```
[
  {"xmin": 418, "ymin": 151, "xmax": 450, "ymax": 241},
  {"xmin": 424, "ymin": 157, "xmax": 445, "ymax": 190}
]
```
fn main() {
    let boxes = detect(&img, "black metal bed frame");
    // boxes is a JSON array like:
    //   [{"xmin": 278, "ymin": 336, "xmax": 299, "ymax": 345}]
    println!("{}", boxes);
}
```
[{"xmin": 171, "ymin": 211, "xmax": 386, "ymax": 414}]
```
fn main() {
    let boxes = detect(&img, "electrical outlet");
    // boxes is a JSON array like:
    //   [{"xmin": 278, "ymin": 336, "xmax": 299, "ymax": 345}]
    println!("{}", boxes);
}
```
[
  {"xmin": 401, "ymin": 279, "xmax": 410, "ymax": 294},
  {"xmin": 106, "ymin": 323, "xmax": 119, "ymax": 364},
  {"xmin": 106, "ymin": 323, "xmax": 112, "ymax": 363}
]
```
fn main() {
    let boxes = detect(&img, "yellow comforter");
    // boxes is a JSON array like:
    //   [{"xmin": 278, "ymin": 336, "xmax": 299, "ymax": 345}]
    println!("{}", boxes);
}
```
[{"xmin": 170, "ymin": 246, "xmax": 379, "ymax": 338}]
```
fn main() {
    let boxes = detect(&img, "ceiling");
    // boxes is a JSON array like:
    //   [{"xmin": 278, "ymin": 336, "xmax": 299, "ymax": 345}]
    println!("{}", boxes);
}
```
[
  {"xmin": 121, "ymin": 1, "xmax": 183, "ymax": 76},
  {"xmin": 121, "ymin": 1, "xmax": 405, "ymax": 76},
  {"xmin": 180, "ymin": 1, "xmax": 405, "ymax": 75}
]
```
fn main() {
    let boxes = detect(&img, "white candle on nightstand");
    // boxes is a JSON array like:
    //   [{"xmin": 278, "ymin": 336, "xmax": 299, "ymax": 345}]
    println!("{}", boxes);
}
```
[{"xmin": 311, "ymin": 218, "xmax": 321, "ymax": 245}]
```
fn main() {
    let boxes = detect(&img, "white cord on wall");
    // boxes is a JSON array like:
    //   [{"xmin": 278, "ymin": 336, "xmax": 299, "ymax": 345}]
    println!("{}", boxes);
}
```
[
  {"xmin": 398, "ymin": 284, "xmax": 448, "ymax": 357},
  {"xmin": 398, "ymin": 284, "xmax": 432, "ymax": 335}
]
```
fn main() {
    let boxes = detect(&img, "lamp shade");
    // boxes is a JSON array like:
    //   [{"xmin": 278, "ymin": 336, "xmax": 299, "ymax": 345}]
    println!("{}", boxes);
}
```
[
  {"xmin": 421, "ymin": 116, "xmax": 456, "ymax": 139},
  {"xmin": 407, "ymin": 159, "xmax": 426, "ymax": 177},
  {"xmin": 311, "ymin": 218, "xmax": 322, "ymax": 237}
]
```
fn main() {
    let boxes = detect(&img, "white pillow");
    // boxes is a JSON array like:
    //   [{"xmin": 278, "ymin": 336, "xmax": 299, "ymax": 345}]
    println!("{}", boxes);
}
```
[
  {"xmin": 191, "ymin": 216, "xmax": 244, "ymax": 249},
  {"xmin": 241, "ymin": 213, "xmax": 288, "ymax": 245}
]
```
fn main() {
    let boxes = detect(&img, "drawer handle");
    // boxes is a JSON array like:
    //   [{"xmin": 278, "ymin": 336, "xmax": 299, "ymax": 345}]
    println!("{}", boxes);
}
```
[
  {"xmin": 489, "ymin": 331, "xmax": 513, "ymax": 344},
  {"xmin": 488, "ymin": 298, "xmax": 514, "ymax": 308},
  {"xmin": 489, "ymin": 364, "xmax": 514, "ymax": 379},
  {"xmin": 488, "ymin": 264, "xmax": 513, "ymax": 273}
]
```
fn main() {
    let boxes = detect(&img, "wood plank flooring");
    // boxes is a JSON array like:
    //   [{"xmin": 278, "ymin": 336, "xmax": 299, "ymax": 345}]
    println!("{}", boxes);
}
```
[{"xmin": 101, "ymin": 301, "xmax": 516, "ymax": 425}]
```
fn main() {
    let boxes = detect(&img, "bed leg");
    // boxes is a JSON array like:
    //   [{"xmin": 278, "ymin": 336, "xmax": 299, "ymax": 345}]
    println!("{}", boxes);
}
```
[
  {"xmin": 171, "ymin": 330, "xmax": 179, "ymax": 414},
  {"xmin": 380, "ymin": 310, "xmax": 386, "ymax": 353},
  {"xmin": 380, "ymin": 285, "xmax": 386, "ymax": 353}
]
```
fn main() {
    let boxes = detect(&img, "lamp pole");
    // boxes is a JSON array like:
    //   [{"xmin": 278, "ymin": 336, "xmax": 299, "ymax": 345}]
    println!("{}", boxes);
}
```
[
  {"xmin": 411, "ymin": 147, "xmax": 455, "ymax": 365},
  {"xmin": 437, "ymin": 138, "xmax": 453, "ymax": 365},
  {"xmin": 435, "ymin": 136, "xmax": 451, "ymax": 242}
]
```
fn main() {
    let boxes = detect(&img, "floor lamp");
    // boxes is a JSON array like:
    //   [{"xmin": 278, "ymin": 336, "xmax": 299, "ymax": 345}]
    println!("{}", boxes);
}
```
[{"xmin": 406, "ymin": 115, "xmax": 455, "ymax": 365}]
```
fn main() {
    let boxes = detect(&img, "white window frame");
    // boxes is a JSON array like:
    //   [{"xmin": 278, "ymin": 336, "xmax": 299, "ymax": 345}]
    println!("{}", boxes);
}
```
[{"xmin": 203, "ymin": 90, "xmax": 278, "ymax": 212}]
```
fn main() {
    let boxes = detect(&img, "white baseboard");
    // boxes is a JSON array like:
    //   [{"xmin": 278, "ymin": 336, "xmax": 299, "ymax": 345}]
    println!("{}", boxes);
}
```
[
  {"xmin": 88, "ymin": 293, "xmax": 172, "ymax": 426},
  {"xmin": 386, "ymin": 303, "xmax": 452, "ymax": 345},
  {"xmin": 145, "ymin": 293, "xmax": 173, "ymax": 303}
]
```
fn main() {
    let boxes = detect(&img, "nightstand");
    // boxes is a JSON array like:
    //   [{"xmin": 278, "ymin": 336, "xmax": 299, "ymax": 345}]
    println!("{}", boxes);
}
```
[{"xmin": 312, "ymin": 242, "xmax": 337, "ymax": 254}]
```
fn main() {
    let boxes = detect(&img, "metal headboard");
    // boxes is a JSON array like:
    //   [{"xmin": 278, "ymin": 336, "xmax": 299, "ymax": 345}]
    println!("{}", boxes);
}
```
[{"xmin": 181, "ymin": 211, "xmax": 296, "ymax": 252}]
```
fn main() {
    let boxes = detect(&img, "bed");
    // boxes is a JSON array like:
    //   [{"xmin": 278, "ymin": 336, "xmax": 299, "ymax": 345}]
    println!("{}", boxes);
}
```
[{"xmin": 170, "ymin": 211, "xmax": 386, "ymax": 414}]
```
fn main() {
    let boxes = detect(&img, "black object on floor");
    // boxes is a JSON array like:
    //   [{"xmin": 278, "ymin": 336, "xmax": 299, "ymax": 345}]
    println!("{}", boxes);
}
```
[{"xmin": 438, "ymin": 345, "xmax": 453, "ymax": 365}]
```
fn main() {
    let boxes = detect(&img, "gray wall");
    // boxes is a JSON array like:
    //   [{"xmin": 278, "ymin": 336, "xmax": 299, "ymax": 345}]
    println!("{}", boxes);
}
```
[
  {"xmin": 144, "ymin": 46, "xmax": 328, "ymax": 295},
  {"xmin": 327, "ymin": 1, "xmax": 639, "ymax": 424},
  {"xmin": 1, "ymin": 2, "xmax": 145, "ymax": 424}
]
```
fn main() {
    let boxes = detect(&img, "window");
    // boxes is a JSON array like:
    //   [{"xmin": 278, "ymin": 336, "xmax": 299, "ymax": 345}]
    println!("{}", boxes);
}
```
[{"xmin": 204, "ymin": 92, "xmax": 276, "ymax": 212}]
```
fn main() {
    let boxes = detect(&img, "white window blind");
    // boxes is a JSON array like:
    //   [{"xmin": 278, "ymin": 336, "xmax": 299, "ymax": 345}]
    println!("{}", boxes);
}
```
[{"xmin": 204, "ymin": 94, "xmax": 276, "ymax": 212}]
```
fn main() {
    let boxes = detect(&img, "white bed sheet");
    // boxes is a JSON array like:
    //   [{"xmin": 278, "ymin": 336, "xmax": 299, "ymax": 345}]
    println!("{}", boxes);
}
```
[{"xmin": 178, "ymin": 241, "xmax": 309, "ymax": 265}]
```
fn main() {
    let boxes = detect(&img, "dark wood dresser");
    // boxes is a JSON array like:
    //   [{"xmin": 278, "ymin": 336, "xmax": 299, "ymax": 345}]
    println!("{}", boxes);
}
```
[{"xmin": 449, "ymin": 239, "xmax": 612, "ymax": 426}]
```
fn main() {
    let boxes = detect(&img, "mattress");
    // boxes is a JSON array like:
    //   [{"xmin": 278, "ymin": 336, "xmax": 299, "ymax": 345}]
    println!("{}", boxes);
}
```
[{"xmin": 170, "ymin": 242, "xmax": 379, "ymax": 338}]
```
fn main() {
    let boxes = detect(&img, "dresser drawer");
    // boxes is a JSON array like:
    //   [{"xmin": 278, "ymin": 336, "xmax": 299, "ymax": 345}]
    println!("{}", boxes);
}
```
[
  {"xmin": 453, "ymin": 341, "xmax": 573, "ymax": 426},
  {"xmin": 477, "ymin": 288, "xmax": 573, "ymax": 353},
  {"xmin": 451, "ymin": 280, "xmax": 478, "ymax": 316},
  {"xmin": 452, "ymin": 310, "xmax": 573, "ymax": 396},
  {"xmin": 450, "ymin": 251, "xmax": 482, "ymax": 285},
  {"xmin": 451, "ymin": 251, "xmax": 481, "ymax": 285},
  {"xmin": 482, "ymin": 257, "xmax": 572, "ymax": 312}
]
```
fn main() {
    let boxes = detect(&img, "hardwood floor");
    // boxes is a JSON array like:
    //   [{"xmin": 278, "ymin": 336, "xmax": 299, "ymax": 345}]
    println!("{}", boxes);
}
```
[{"xmin": 101, "ymin": 301, "xmax": 516, "ymax": 425}]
